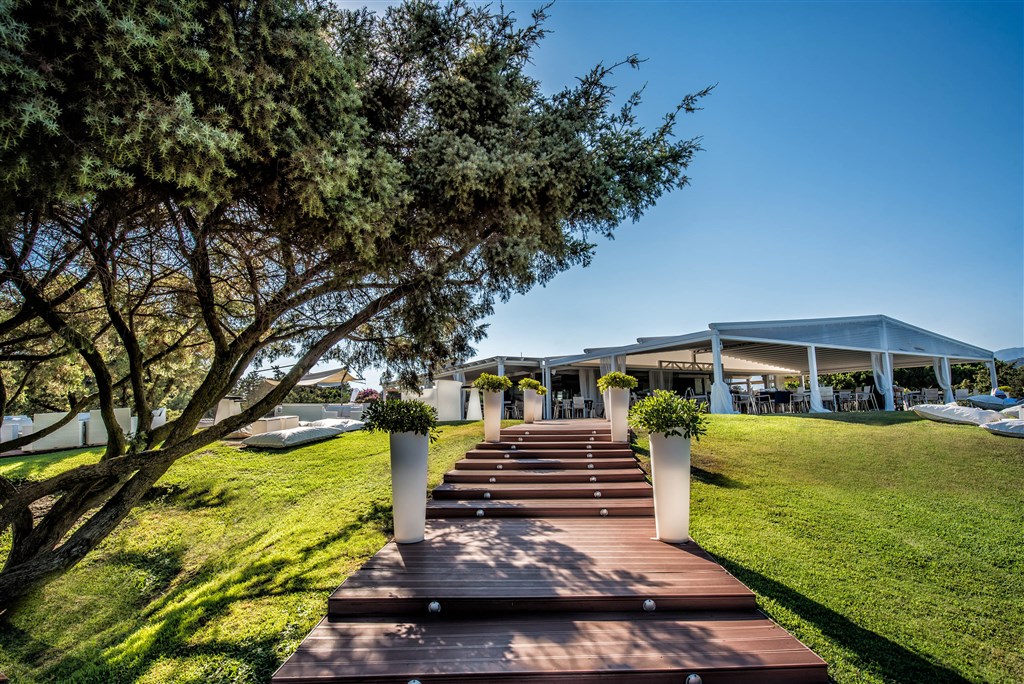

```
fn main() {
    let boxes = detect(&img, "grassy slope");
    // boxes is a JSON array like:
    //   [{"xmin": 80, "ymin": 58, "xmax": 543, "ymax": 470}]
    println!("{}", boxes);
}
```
[
  {"xmin": 0, "ymin": 414, "xmax": 1020, "ymax": 683},
  {"xmin": 634, "ymin": 413, "xmax": 1023, "ymax": 684},
  {"xmin": 0, "ymin": 422, "xmax": 489, "ymax": 683}
]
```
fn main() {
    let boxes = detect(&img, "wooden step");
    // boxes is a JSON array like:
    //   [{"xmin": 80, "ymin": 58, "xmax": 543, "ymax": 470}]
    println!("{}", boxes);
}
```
[
  {"xmin": 432, "ymin": 482, "xmax": 652, "ymax": 500},
  {"xmin": 466, "ymin": 448, "xmax": 634, "ymax": 459},
  {"xmin": 477, "ymin": 440, "xmax": 626, "ymax": 450},
  {"xmin": 496, "ymin": 433, "xmax": 613, "ymax": 443},
  {"xmin": 272, "ymin": 612, "xmax": 829, "ymax": 683},
  {"xmin": 454, "ymin": 457, "xmax": 638, "ymax": 471},
  {"xmin": 444, "ymin": 468, "xmax": 647, "ymax": 484},
  {"xmin": 426, "ymin": 498, "xmax": 655, "ymax": 518},
  {"xmin": 327, "ymin": 519, "xmax": 755, "ymax": 618}
]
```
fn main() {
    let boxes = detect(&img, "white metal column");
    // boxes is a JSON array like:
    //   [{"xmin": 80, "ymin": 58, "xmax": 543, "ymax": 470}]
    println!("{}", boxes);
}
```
[
  {"xmin": 989, "ymin": 360, "xmax": 998, "ymax": 392},
  {"xmin": 542, "ymin": 364, "xmax": 552, "ymax": 420}
]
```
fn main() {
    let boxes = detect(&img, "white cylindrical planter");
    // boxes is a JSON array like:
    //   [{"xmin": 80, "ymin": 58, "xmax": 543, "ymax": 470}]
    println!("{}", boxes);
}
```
[
  {"xmin": 609, "ymin": 387, "xmax": 629, "ymax": 442},
  {"xmin": 649, "ymin": 432, "xmax": 691, "ymax": 543},
  {"xmin": 604, "ymin": 389, "xmax": 612, "ymax": 421},
  {"xmin": 483, "ymin": 390, "xmax": 503, "ymax": 443},
  {"xmin": 390, "ymin": 431, "xmax": 429, "ymax": 544},
  {"xmin": 535, "ymin": 393, "xmax": 545, "ymax": 420},
  {"xmin": 523, "ymin": 389, "xmax": 538, "ymax": 423},
  {"xmin": 466, "ymin": 388, "xmax": 482, "ymax": 420}
]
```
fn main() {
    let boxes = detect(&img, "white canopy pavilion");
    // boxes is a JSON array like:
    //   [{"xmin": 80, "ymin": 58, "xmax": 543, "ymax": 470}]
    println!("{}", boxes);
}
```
[{"xmin": 431, "ymin": 315, "xmax": 996, "ymax": 417}]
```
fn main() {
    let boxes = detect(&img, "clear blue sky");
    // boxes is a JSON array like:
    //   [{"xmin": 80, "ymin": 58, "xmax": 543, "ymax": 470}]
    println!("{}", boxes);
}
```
[{"xmin": 355, "ymin": 1, "xmax": 1024, "ymax": 388}]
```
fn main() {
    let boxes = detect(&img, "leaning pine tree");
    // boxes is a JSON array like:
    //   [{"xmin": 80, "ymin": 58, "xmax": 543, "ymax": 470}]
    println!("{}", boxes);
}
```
[{"xmin": 0, "ymin": 0, "xmax": 711, "ymax": 605}]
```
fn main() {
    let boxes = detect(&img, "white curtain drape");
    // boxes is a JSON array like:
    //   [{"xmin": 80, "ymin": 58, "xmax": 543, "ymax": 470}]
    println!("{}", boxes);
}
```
[
  {"xmin": 934, "ymin": 357, "xmax": 954, "ymax": 404},
  {"xmin": 650, "ymin": 370, "xmax": 672, "ymax": 392},
  {"xmin": 871, "ymin": 352, "xmax": 895, "ymax": 411},
  {"xmin": 807, "ymin": 346, "xmax": 829, "ymax": 413},
  {"xmin": 580, "ymin": 368, "xmax": 598, "ymax": 400}
]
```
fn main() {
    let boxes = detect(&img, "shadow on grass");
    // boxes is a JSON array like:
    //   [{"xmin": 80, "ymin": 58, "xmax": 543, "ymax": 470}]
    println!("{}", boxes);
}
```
[
  {"xmin": 717, "ymin": 558, "xmax": 969, "ymax": 684},
  {"xmin": 770, "ymin": 412, "xmax": 923, "ymax": 427},
  {"xmin": 142, "ymin": 482, "xmax": 238, "ymax": 510},
  {"xmin": 4, "ymin": 498, "xmax": 394, "ymax": 684},
  {"xmin": 691, "ymin": 465, "xmax": 746, "ymax": 489}
]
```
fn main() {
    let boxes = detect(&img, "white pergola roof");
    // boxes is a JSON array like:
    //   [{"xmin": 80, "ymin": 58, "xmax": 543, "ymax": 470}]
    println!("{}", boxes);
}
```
[{"xmin": 545, "ymin": 315, "xmax": 993, "ymax": 375}]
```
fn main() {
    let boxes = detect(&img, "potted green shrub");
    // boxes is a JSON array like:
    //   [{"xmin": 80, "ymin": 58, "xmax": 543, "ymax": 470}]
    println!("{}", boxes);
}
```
[
  {"xmin": 518, "ymin": 378, "xmax": 543, "ymax": 424},
  {"xmin": 363, "ymin": 399, "xmax": 438, "ymax": 544},
  {"xmin": 598, "ymin": 371, "xmax": 638, "ymax": 441},
  {"xmin": 628, "ymin": 390, "xmax": 708, "ymax": 543},
  {"xmin": 473, "ymin": 373, "xmax": 512, "ymax": 442}
]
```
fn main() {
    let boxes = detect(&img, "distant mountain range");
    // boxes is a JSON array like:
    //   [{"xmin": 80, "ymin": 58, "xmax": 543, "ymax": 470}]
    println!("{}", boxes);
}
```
[{"xmin": 995, "ymin": 347, "xmax": 1024, "ymax": 363}]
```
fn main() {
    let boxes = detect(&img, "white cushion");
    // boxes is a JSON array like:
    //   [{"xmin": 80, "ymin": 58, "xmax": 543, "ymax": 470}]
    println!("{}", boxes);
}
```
[
  {"xmin": 999, "ymin": 406, "xmax": 1024, "ymax": 419},
  {"xmin": 242, "ymin": 426, "xmax": 342, "ymax": 449},
  {"xmin": 310, "ymin": 418, "xmax": 365, "ymax": 432},
  {"xmin": 980, "ymin": 419, "xmax": 1024, "ymax": 438},
  {"xmin": 911, "ymin": 404, "xmax": 1005, "ymax": 426}
]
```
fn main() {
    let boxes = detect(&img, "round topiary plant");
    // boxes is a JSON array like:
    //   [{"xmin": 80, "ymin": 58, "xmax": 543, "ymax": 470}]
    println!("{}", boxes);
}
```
[
  {"xmin": 363, "ymin": 399, "xmax": 438, "ymax": 440},
  {"xmin": 597, "ymin": 371, "xmax": 638, "ymax": 393},
  {"xmin": 628, "ymin": 390, "xmax": 708, "ymax": 439},
  {"xmin": 536, "ymin": 386, "xmax": 547, "ymax": 396},
  {"xmin": 473, "ymin": 373, "xmax": 512, "ymax": 393},
  {"xmin": 518, "ymin": 378, "xmax": 542, "ymax": 391}
]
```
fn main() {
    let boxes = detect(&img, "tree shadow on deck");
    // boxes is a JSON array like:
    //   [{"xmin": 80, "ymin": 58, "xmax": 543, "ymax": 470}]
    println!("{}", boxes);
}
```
[{"xmin": 713, "ymin": 557, "xmax": 970, "ymax": 684}]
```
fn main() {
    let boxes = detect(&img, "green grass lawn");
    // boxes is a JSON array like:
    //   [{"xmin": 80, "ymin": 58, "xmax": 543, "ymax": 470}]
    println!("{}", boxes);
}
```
[
  {"xmin": 0, "ymin": 413, "xmax": 1020, "ymax": 683},
  {"xmin": 634, "ymin": 412, "xmax": 1023, "ymax": 684}
]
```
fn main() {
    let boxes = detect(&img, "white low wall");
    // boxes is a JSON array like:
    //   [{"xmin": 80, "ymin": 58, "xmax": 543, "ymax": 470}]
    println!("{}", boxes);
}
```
[
  {"xmin": 87, "ymin": 408, "xmax": 132, "ymax": 446},
  {"xmin": 279, "ymin": 404, "xmax": 328, "ymax": 422},
  {"xmin": 26, "ymin": 412, "xmax": 85, "ymax": 452}
]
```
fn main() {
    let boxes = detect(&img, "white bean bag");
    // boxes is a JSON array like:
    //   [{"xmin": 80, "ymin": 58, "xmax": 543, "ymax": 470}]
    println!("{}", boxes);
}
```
[
  {"xmin": 999, "ymin": 406, "xmax": 1024, "ymax": 420},
  {"xmin": 243, "ymin": 426, "xmax": 343, "ymax": 449},
  {"xmin": 911, "ymin": 404, "xmax": 1006, "ymax": 426},
  {"xmin": 310, "ymin": 418, "xmax": 365, "ymax": 432},
  {"xmin": 967, "ymin": 395, "xmax": 1021, "ymax": 411},
  {"xmin": 979, "ymin": 419, "xmax": 1024, "ymax": 439}
]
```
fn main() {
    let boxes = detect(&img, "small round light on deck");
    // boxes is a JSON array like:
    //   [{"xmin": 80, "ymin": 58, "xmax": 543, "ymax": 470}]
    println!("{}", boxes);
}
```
[
  {"xmin": 409, "ymin": 680, "xmax": 422, "ymax": 684},
  {"xmin": 504, "ymin": 454, "xmax": 510, "ymax": 459},
  {"xmin": 427, "ymin": 601, "xmax": 441, "ymax": 614},
  {"xmin": 590, "ymin": 476, "xmax": 597, "ymax": 482},
  {"xmin": 599, "ymin": 508, "xmax": 608, "ymax": 517},
  {"xmin": 496, "ymin": 464, "xmax": 503, "ymax": 470},
  {"xmin": 525, "ymin": 431, "xmax": 530, "ymax": 435},
  {"xmin": 643, "ymin": 599, "xmax": 656, "ymax": 612},
  {"xmin": 476, "ymin": 509, "xmax": 485, "ymax": 517},
  {"xmin": 587, "ymin": 454, "xmax": 593, "ymax": 459},
  {"xmin": 685, "ymin": 675, "xmax": 703, "ymax": 684},
  {"xmin": 511, "ymin": 445, "xmax": 517, "ymax": 450},
  {"xmin": 586, "ymin": 445, "xmax": 592, "ymax": 450},
  {"xmin": 591, "ymin": 430, "xmax": 596, "ymax": 434},
  {"xmin": 589, "ymin": 437, "xmax": 594, "ymax": 442},
  {"xmin": 594, "ymin": 491, "xmax": 602, "ymax": 498},
  {"xmin": 587, "ymin": 463, "xmax": 594, "ymax": 469},
  {"xmin": 518, "ymin": 437, "xmax": 523, "ymax": 442},
  {"xmin": 489, "ymin": 477, "xmax": 496, "ymax": 483},
  {"xmin": 483, "ymin": 492, "xmax": 491, "ymax": 499}
]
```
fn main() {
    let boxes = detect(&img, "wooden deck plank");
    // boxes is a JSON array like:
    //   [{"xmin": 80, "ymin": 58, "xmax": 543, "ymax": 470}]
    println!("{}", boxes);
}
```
[{"xmin": 273, "ymin": 613, "xmax": 827, "ymax": 683}]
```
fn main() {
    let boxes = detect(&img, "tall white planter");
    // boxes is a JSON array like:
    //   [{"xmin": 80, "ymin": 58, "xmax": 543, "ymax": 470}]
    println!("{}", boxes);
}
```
[
  {"xmin": 648, "ymin": 432, "xmax": 691, "ymax": 543},
  {"xmin": 483, "ymin": 390, "xmax": 503, "ymax": 443},
  {"xmin": 535, "ymin": 393, "xmax": 545, "ymax": 421},
  {"xmin": 465, "ymin": 388, "xmax": 482, "ymax": 420},
  {"xmin": 609, "ymin": 387, "xmax": 629, "ymax": 442},
  {"xmin": 603, "ymin": 389, "xmax": 611, "ymax": 421},
  {"xmin": 523, "ymin": 389, "xmax": 538, "ymax": 423},
  {"xmin": 389, "ymin": 431, "xmax": 429, "ymax": 544}
]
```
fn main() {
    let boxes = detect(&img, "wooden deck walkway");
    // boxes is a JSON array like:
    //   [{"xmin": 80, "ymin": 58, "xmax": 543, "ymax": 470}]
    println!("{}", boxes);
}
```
[{"xmin": 273, "ymin": 419, "xmax": 827, "ymax": 683}]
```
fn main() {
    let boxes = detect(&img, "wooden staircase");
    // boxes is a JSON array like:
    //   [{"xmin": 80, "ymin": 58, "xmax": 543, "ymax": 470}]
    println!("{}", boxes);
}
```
[
  {"xmin": 272, "ymin": 419, "xmax": 828, "ymax": 683},
  {"xmin": 427, "ymin": 422, "xmax": 654, "ymax": 519}
]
